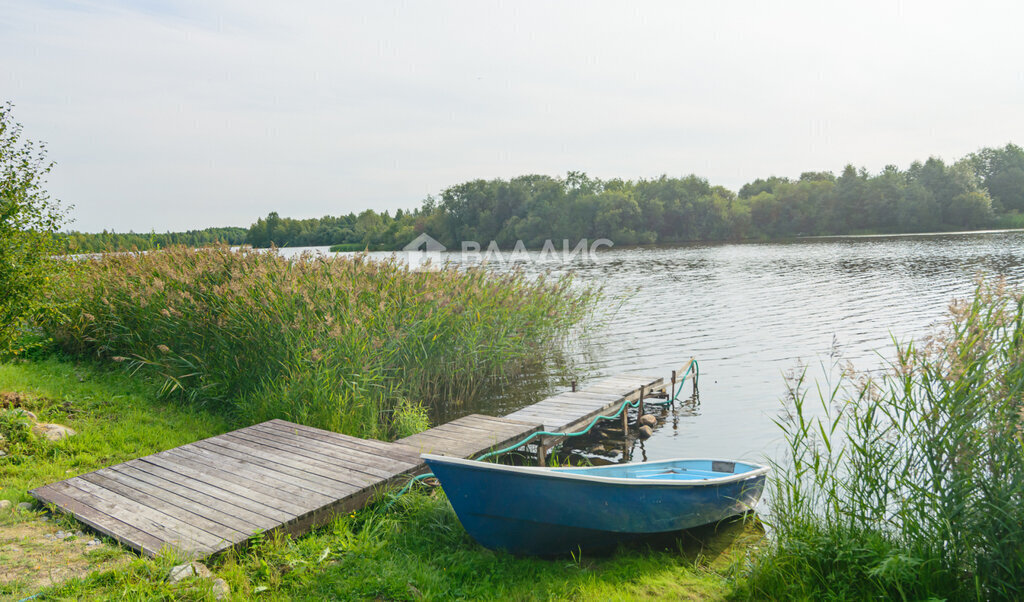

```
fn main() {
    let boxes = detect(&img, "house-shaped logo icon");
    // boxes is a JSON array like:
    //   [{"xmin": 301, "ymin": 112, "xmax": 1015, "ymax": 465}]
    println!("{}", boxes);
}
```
[
  {"xmin": 402, "ymin": 233, "xmax": 446, "ymax": 252},
  {"xmin": 403, "ymin": 233, "xmax": 446, "ymax": 269}
]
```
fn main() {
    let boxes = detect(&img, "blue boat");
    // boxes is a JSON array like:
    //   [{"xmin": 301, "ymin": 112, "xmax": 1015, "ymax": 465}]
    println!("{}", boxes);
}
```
[{"xmin": 421, "ymin": 453, "xmax": 769, "ymax": 555}]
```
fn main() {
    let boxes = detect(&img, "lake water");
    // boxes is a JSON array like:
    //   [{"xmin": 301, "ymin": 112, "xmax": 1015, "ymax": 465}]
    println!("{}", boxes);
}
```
[{"xmin": 283, "ymin": 230, "xmax": 1024, "ymax": 466}]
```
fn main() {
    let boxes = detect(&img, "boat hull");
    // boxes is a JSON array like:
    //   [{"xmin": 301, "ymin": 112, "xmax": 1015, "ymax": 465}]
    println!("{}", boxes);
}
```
[{"xmin": 423, "ymin": 455, "xmax": 767, "ymax": 556}]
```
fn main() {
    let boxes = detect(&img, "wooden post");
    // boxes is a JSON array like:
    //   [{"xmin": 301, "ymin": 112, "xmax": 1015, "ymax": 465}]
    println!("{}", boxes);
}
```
[
  {"xmin": 670, "ymin": 370, "xmax": 677, "ymax": 406},
  {"xmin": 571, "ymin": 379, "xmax": 577, "ymax": 393},
  {"xmin": 537, "ymin": 443, "xmax": 547, "ymax": 466},
  {"xmin": 621, "ymin": 401, "xmax": 628, "ymax": 434},
  {"xmin": 638, "ymin": 386, "xmax": 645, "ymax": 417}
]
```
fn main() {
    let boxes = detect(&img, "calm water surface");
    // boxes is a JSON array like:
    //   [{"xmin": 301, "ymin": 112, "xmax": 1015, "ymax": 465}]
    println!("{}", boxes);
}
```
[{"xmin": 287, "ymin": 230, "xmax": 1024, "ymax": 465}]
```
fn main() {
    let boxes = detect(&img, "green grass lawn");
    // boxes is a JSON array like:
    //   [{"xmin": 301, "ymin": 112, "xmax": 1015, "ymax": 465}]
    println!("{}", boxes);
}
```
[
  {"xmin": 0, "ymin": 355, "xmax": 232, "ymax": 508},
  {"xmin": 1, "ymin": 356, "xmax": 753, "ymax": 600}
]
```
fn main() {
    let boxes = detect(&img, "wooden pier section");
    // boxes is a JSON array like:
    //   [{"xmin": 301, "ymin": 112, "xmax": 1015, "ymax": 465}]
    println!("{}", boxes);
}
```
[{"xmin": 31, "ymin": 372, "xmax": 674, "ymax": 559}]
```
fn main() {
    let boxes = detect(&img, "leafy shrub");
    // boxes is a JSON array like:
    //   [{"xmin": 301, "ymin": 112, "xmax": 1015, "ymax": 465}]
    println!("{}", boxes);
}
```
[{"xmin": 0, "ymin": 102, "xmax": 69, "ymax": 357}]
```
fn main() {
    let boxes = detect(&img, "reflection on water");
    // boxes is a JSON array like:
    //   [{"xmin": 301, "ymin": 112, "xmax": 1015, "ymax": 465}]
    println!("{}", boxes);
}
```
[{"xmin": 283, "ymin": 231, "xmax": 1024, "ymax": 464}]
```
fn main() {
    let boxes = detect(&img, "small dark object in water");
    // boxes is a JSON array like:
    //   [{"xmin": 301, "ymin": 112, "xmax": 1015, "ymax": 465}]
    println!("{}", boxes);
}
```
[
  {"xmin": 639, "ymin": 425, "xmax": 654, "ymax": 438},
  {"xmin": 639, "ymin": 414, "xmax": 657, "ymax": 427}
]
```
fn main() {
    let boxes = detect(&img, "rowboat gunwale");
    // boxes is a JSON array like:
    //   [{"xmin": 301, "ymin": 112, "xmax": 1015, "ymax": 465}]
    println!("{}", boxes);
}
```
[{"xmin": 420, "ymin": 453, "xmax": 770, "ymax": 487}]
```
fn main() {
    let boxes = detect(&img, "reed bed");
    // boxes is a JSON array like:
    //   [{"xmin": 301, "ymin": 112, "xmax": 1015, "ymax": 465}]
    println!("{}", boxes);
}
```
[
  {"xmin": 42, "ymin": 246, "xmax": 596, "ymax": 439},
  {"xmin": 743, "ymin": 280, "xmax": 1024, "ymax": 600}
]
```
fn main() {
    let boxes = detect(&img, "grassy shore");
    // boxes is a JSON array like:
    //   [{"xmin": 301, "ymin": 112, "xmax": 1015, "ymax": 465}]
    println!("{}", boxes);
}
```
[{"xmin": 0, "ymin": 356, "xmax": 753, "ymax": 600}]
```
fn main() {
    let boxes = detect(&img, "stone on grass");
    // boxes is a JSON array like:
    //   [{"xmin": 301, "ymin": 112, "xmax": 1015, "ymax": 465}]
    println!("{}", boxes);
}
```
[
  {"xmin": 638, "ymin": 414, "xmax": 657, "ymax": 427},
  {"xmin": 211, "ymin": 578, "xmax": 230, "ymax": 599},
  {"xmin": 17, "ymin": 501, "xmax": 34, "ymax": 511},
  {"xmin": 167, "ymin": 561, "xmax": 212, "ymax": 583},
  {"xmin": 8, "ymin": 408, "xmax": 37, "ymax": 421},
  {"xmin": 638, "ymin": 425, "xmax": 654, "ymax": 439},
  {"xmin": 32, "ymin": 423, "xmax": 77, "ymax": 442},
  {"xmin": 0, "ymin": 500, "xmax": 11, "ymax": 510}
]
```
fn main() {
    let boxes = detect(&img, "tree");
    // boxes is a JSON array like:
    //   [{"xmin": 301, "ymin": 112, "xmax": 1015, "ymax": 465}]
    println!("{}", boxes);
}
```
[{"xmin": 0, "ymin": 102, "xmax": 69, "ymax": 355}]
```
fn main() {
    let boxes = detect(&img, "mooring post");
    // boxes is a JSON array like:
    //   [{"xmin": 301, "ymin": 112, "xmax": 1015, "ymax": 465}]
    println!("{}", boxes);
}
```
[
  {"xmin": 671, "ymin": 370, "xmax": 677, "ymax": 406},
  {"xmin": 638, "ymin": 385, "xmax": 645, "ymax": 417},
  {"xmin": 537, "ymin": 443, "xmax": 547, "ymax": 466},
  {"xmin": 690, "ymin": 357, "xmax": 697, "ymax": 397},
  {"xmin": 621, "ymin": 400, "xmax": 629, "ymax": 434},
  {"xmin": 571, "ymin": 379, "xmax": 577, "ymax": 393}
]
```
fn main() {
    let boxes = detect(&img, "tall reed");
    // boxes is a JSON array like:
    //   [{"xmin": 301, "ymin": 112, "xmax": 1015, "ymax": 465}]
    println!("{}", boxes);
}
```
[
  {"xmin": 42, "ymin": 246, "xmax": 596, "ymax": 439},
  {"xmin": 742, "ymin": 279, "xmax": 1024, "ymax": 600}
]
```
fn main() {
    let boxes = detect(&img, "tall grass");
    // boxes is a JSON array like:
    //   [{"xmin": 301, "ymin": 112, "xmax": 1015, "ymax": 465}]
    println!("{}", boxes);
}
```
[
  {"xmin": 41, "ymin": 246, "xmax": 596, "ymax": 439},
  {"xmin": 743, "ymin": 279, "xmax": 1024, "ymax": 601}
]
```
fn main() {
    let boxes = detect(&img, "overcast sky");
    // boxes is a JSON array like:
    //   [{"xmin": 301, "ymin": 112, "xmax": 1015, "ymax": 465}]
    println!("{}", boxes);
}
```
[{"xmin": 4, "ymin": 1, "xmax": 1023, "ymax": 232}]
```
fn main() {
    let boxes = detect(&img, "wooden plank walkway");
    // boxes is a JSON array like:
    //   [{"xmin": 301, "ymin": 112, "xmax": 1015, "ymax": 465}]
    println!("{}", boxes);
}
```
[
  {"xmin": 395, "ymin": 414, "xmax": 542, "ymax": 457},
  {"xmin": 30, "ymin": 419, "xmax": 424, "ymax": 558},
  {"xmin": 30, "ymin": 372, "xmax": 666, "ymax": 559},
  {"xmin": 505, "ymin": 372, "xmax": 664, "ymax": 461},
  {"xmin": 506, "ymin": 372, "xmax": 663, "ymax": 435}
]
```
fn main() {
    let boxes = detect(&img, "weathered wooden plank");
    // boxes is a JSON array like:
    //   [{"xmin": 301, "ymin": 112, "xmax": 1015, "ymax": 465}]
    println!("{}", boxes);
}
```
[
  {"xmin": 538, "ymin": 396, "xmax": 623, "ymax": 408},
  {"xmin": 501, "ymin": 413, "xmax": 564, "ymax": 428},
  {"xmin": 246, "ymin": 423, "xmax": 417, "ymax": 475},
  {"xmin": 213, "ymin": 433, "xmax": 383, "ymax": 489},
  {"xmin": 164, "ymin": 446, "xmax": 338, "ymax": 505},
  {"xmin": 190, "ymin": 439, "xmax": 366, "ymax": 498},
  {"xmin": 31, "ymin": 483, "xmax": 171, "ymax": 556},
  {"xmin": 265, "ymin": 419, "xmax": 422, "ymax": 459},
  {"xmin": 452, "ymin": 413, "xmax": 540, "ymax": 428},
  {"xmin": 397, "ymin": 436, "xmax": 481, "ymax": 456},
  {"xmin": 440, "ymin": 414, "xmax": 539, "ymax": 429},
  {"xmin": 79, "ymin": 471, "xmax": 250, "ymax": 544},
  {"xmin": 135, "ymin": 454, "xmax": 309, "ymax": 518},
  {"xmin": 505, "ymin": 409, "xmax": 584, "ymax": 424},
  {"xmin": 438, "ymin": 417, "xmax": 541, "ymax": 439},
  {"xmin": 256, "ymin": 421, "xmax": 422, "ymax": 466},
  {"xmin": 521, "ymin": 403, "xmax": 610, "ymax": 416},
  {"xmin": 123, "ymin": 458, "xmax": 298, "ymax": 524},
  {"xmin": 92, "ymin": 467, "xmax": 264, "ymax": 535},
  {"xmin": 398, "ymin": 430, "xmax": 479, "ymax": 451},
  {"xmin": 546, "ymin": 394, "xmax": 624, "ymax": 406},
  {"xmin": 422, "ymin": 419, "xmax": 514, "ymax": 437},
  {"xmin": 560, "ymin": 391, "xmax": 624, "ymax": 400},
  {"xmin": 109, "ymin": 463, "xmax": 280, "ymax": 531},
  {"xmin": 510, "ymin": 401, "xmax": 604, "ymax": 413},
  {"xmin": 55, "ymin": 478, "xmax": 219, "ymax": 554},
  {"xmin": 233, "ymin": 427, "xmax": 402, "ymax": 477},
  {"xmin": 416, "ymin": 421, "xmax": 523, "ymax": 440}
]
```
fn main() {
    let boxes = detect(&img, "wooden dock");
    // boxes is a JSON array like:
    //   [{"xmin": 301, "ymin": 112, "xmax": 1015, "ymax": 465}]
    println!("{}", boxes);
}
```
[
  {"xmin": 30, "ymin": 372, "xmax": 675, "ymax": 559},
  {"xmin": 504, "ymin": 372, "xmax": 663, "ymax": 462}
]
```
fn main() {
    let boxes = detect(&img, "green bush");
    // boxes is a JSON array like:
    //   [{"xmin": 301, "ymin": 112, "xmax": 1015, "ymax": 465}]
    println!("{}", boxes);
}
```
[
  {"xmin": 42, "ymin": 246, "xmax": 595, "ymax": 438},
  {"xmin": 744, "ymin": 280, "xmax": 1024, "ymax": 600},
  {"xmin": 0, "ymin": 102, "xmax": 69, "ymax": 357}
]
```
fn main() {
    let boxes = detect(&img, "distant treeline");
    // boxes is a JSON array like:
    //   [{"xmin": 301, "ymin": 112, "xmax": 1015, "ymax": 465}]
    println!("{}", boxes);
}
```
[
  {"xmin": 64, "ymin": 144, "xmax": 1024, "ymax": 253},
  {"xmin": 61, "ymin": 227, "xmax": 248, "ymax": 254}
]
